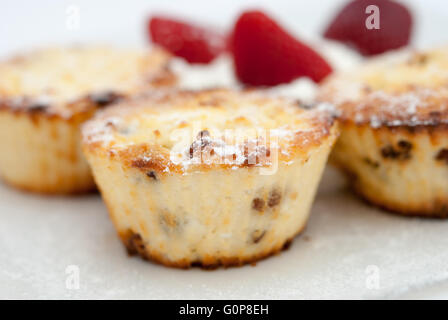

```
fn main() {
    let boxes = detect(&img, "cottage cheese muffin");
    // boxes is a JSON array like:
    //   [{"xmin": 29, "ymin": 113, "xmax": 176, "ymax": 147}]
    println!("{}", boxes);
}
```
[
  {"xmin": 0, "ymin": 46, "xmax": 175, "ymax": 194},
  {"xmin": 82, "ymin": 88, "xmax": 338, "ymax": 268},
  {"xmin": 319, "ymin": 47, "xmax": 448, "ymax": 217}
]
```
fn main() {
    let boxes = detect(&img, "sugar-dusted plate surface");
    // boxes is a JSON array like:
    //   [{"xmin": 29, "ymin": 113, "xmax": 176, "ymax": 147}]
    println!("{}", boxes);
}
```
[{"xmin": 1, "ymin": 168, "xmax": 448, "ymax": 299}]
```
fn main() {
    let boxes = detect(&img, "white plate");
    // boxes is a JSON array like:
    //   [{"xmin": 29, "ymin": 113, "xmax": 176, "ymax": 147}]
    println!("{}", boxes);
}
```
[{"xmin": 1, "ymin": 168, "xmax": 448, "ymax": 299}]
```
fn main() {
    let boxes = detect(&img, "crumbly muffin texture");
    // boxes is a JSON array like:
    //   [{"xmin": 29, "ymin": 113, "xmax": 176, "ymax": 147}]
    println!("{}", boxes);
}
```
[
  {"xmin": 82, "ymin": 89, "xmax": 338, "ymax": 267},
  {"xmin": 0, "ymin": 46, "xmax": 175, "ymax": 194},
  {"xmin": 319, "ymin": 47, "xmax": 448, "ymax": 217}
]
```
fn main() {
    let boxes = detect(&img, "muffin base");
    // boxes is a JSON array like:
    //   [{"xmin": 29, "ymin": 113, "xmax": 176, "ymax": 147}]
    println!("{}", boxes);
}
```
[
  {"xmin": 86, "ymin": 133, "xmax": 336, "ymax": 268},
  {"xmin": 354, "ymin": 187, "xmax": 448, "ymax": 219},
  {"xmin": 0, "ymin": 110, "xmax": 95, "ymax": 194},
  {"xmin": 332, "ymin": 122, "xmax": 448, "ymax": 218},
  {"xmin": 91, "ymin": 158, "xmax": 325, "ymax": 268},
  {"xmin": 119, "ymin": 228, "xmax": 302, "ymax": 269}
]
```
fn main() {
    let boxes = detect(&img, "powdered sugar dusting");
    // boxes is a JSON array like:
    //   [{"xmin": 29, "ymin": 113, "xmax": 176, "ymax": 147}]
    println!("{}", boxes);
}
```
[
  {"xmin": 83, "ymin": 88, "xmax": 336, "ymax": 174},
  {"xmin": 344, "ymin": 88, "xmax": 448, "ymax": 127},
  {"xmin": 321, "ymin": 47, "xmax": 448, "ymax": 128}
]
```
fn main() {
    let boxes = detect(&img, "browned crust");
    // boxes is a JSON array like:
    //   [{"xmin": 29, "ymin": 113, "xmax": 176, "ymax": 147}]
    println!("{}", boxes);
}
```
[
  {"xmin": 0, "ymin": 92, "xmax": 118, "ymax": 122},
  {"xmin": 337, "ymin": 116, "xmax": 448, "ymax": 135},
  {"xmin": 319, "ymin": 82, "xmax": 448, "ymax": 128},
  {"xmin": 0, "ymin": 78, "xmax": 175, "ymax": 121},
  {"xmin": 85, "ymin": 87, "xmax": 336, "ymax": 136},
  {"xmin": 318, "ymin": 47, "xmax": 448, "ymax": 129},
  {"xmin": 88, "ymin": 126, "xmax": 338, "ymax": 177},
  {"xmin": 337, "ymin": 118, "xmax": 448, "ymax": 134},
  {"xmin": 82, "ymin": 88, "xmax": 338, "ymax": 176},
  {"xmin": 0, "ymin": 48, "xmax": 177, "ymax": 120},
  {"xmin": 118, "ymin": 228, "xmax": 304, "ymax": 269},
  {"xmin": 335, "ymin": 92, "xmax": 448, "ymax": 129},
  {"xmin": 0, "ymin": 102, "xmax": 95, "ymax": 126}
]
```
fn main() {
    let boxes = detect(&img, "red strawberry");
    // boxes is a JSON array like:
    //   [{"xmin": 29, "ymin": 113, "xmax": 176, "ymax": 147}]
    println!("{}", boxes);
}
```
[
  {"xmin": 324, "ymin": 0, "xmax": 412, "ymax": 56},
  {"xmin": 148, "ymin": 16, "xmax": 226, "ymax": 64},
  {"xmin": 231, "ymin": 10, "xmax": 332, "ymax": 86}
]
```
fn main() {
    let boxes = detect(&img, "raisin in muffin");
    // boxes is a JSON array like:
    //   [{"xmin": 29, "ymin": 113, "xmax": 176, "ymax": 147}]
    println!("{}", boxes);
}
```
[
  {"xmin": 319, "ymin": 47, "xmax": 448, "ymax": 217},
  {"xmin": 82, "ymin": 88, "xmax": 338, "ymax": 268},
  {"xmin": 0, "ymin": 46, "xmax": 175, "ymax": 194}
]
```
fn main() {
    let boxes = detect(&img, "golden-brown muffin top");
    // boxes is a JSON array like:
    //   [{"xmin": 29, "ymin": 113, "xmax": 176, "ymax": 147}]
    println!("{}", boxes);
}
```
[
  {"xmin": 318, "ymin": 47, "xmax": 448, "ymax": 127},
  {"xmin": 0, "ymin": 46, "xmax": 175, "ymax": 118},
  {"xmin": 82, "ymin": 88, "xmax": 337, "ymax": 174}
]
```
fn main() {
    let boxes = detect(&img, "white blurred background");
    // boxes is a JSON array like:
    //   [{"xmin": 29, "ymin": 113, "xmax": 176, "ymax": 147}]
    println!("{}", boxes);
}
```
[{"xmin": 1, "ymin": 0, "xmax": 448, "ymax": 57}]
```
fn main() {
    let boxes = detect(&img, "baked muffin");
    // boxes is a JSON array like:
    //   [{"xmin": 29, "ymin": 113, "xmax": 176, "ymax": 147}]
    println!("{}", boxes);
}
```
[
  {"xmin": 0, "ymin": 46, "xmax": 175, "ymax": 194},
  {"xmin": 319, "ymin": 47, "xmax": 448, "ymax": 217},
  {"xmin": 82, "ymin": 88, "xmax": 338, "ymax": 268}
]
